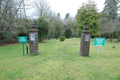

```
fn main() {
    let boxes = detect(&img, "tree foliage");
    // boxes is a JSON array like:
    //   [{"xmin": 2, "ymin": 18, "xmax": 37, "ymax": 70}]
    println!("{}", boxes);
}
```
[
  {"xmin": 76, "ymin": 1, "xmax": 100, "ymax": 37},
  {"xmin": 99, "ymin": 0, "xmax": 120, "ymax": 41},
  {"xmin": 15, "ymin": 18, "xmax": 31, "ymax": 35},
  {"xmin": 53, "ymin": 17, "xmax": 62, "ymax": 39},
  {"xmin": 47, "ymin": 12, "xmax": 56, "ymax": 39},
  {"xmin": 34, "ymin": 0, "xmax": 54, "ymax": 40},
  {"xmin": 103, "ymin": 0, "xmax": 118, "ymax": 21},
  {"xmin": 35, "ymin": 0, "xmax": 50, "ymax": 19},
  {"xmin": 0, "ymin": 0, "xmax": 29, "ymax": 44},
  {"xmin": 57, "ymin": 12, "xmax": 60, "ymax": 18},
  {"xmin": 65, "ymin": 28, "xmax": 72, "ymax": 38},
  {"xmin": 64, "ymin": 13, "xmax": 70, "ymax": 20},
  {"xmin": 63, "ymin": 17, "xmax": 77, "ymax": 37},
  {"xmin": 36, "ymin": 18, "xmax": 48, "ymax": 42},
  {"xmin": 100, "ymin": 0, "xmax": 118, "ymax": 25}
]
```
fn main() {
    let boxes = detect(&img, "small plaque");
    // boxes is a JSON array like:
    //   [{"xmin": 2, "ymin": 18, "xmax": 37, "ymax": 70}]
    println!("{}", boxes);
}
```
[
  {"xmin": 85, "ymin": 35, "xmax": 89, "ymax": 42},
  {"xmin": 30, "ymin": 33, "xmax": 35, "ymax": 41}
]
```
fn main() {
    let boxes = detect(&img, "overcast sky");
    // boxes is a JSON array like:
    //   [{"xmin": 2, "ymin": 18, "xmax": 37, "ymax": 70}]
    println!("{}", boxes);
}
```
[
  {"xmin": 27, "ymin": 0, "xmax": 105, "ymax": 19},
  {"xmin": 47, "ymin": 0, "xmax": 105, "ymax": 19}
]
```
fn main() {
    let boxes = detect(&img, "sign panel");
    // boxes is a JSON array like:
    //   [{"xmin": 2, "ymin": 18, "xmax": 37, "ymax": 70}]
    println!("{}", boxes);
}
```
[
  {"xmin": 85, "ymin": 35, "xmax": 89, "ymax": 42},
  {"xmin": 18, "ymin": 36, "xmax": 27, "ymax": 43},
  {"xmin": 94, "ymin": 38, "xmax": 106, "ymax": 46},
  {"xmin": 30, "ymin": 33, "xmax": 35, "ymax": 41}
]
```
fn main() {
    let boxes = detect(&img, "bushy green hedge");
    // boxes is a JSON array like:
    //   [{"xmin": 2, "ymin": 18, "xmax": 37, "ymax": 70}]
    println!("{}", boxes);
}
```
[
  {"xmin": 65, "ymin": 28, "xmax": 72, "ymax": 38},
  {"xmin": 60, "ymin": 36, "xmax": 65, "ymax": 41}
]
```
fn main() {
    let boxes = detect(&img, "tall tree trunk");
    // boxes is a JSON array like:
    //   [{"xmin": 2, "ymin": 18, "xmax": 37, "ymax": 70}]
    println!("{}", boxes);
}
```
[{"xmin": 118, "ymin": 31, "xmax": 120, "ymax": 41}]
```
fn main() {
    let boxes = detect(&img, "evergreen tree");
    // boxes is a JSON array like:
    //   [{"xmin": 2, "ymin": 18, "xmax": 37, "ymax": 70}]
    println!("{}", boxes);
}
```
[
  {"xmin": 36, "ymin": 18, "xmax": 48, "ymax": 42},
  {"xmin": 99, "ymin": 0, "xmax": 119, "ymax": 41},
  {"xmin": 65, "ymin": 28, "xmax": 72, "ymax": 38},
  {"xmin": 63, "ymin": 17, "xmax": 77, "ymax": 37},
  {"xmin": 76, "ymin": 1, "xmax": 100, "ymax": 37},
  {"xmin": 64, "ymin": 13, "xmax": 70, "ymax": 20},
  {"xmin": 103, "ymin": 0, "xmax": 118, "ymax": 21},
  {"xmin": 57, "ymin": 13, "xmax": 60, "ymax": 18}
]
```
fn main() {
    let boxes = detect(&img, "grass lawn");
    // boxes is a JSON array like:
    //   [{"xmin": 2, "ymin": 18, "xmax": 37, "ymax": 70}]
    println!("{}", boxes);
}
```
[{"xmin": 0, "ymin": 38, "xmax": 120, "ymax": 80}]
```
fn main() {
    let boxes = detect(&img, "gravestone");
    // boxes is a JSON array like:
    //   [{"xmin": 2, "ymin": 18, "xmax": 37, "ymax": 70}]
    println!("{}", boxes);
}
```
[
  {"xmin": 80, "ymin": 25, "xmax": 92, "ymax": 57},
  {"xmin": 28, "ymin": 24, "xmax": 39, "ymax": 55}
]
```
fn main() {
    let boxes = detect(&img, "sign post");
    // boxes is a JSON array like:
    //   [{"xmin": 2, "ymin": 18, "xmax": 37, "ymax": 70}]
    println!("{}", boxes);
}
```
[
  {"xmin": 18, "ymin": 36, "xmax": 27, "ymax": 55},
  {"xmin": 22, "ymin": 43, "xmax": 24, "ymax": 55},
  {"xmin": 97, "ymin": 46, "xmax": 99, "ymax": 58},
  {"xmin": 94, "ymin": 38, "xmax": 106, "ymax": 58}
]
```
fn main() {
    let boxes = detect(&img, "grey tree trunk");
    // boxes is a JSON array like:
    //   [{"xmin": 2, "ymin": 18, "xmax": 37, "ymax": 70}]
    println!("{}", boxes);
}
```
[{"xmin": 118, "ymin": 31, "xmax": 120, "ymax": 41}]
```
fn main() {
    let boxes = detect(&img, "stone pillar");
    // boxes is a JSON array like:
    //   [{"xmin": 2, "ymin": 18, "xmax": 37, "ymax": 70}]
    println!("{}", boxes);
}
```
[
  {"xmin": 80, "ymin": 31, "xmax": 91, "ymax": 57},
  {"xmin": 80, "ymin": 25, "xmax": 92, "ymax": 57},
  {"xmin": 28, "ymin": 24, "xmax": 39, "ymax": 55},
  {"xmin": 118, "ymin": 31, "xmax": 120, "ymax": 41}
]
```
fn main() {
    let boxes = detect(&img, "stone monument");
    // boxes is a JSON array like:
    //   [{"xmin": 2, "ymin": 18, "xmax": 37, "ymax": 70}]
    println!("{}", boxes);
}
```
[
  {"xmin": 118, "ymin": 31, "xmax": 120, "ymax": 41},
  {"xmin": 28, "ymin": 24, "xmax": 39, "ymax": 55},
  {"xmin": 80, "ymin": 25, "xmax": 92, "ymax": 57}
]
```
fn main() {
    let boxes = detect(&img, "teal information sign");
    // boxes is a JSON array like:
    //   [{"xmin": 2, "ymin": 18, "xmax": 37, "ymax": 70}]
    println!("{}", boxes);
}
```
[
  {"xmin": 18, "ymin": 36, "xmax": 27, "ymax": 55},
  {"xmin": 18, "ymin": 36, "xmax": 27, "ymax": 43},
  {"xmin": 94, "ymin": 38, "xmax": 106, "ymax": 46}
]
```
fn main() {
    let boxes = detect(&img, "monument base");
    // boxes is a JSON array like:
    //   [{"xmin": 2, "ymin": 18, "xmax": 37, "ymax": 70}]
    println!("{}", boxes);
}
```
[{"xmin": 78, "ymin": 52, "xmax": 90, "ymax": 57}]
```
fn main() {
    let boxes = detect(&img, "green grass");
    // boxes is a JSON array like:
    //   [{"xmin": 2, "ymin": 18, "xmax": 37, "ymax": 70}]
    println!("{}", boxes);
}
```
[{"xmin": 0, "ymin": 38, "xmax": 120, "ymax": 80}]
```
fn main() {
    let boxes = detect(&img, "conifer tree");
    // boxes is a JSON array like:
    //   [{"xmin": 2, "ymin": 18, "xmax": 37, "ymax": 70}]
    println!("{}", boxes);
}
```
[
  {"xmin": 76, "ymin": 1, "xmax": 100, "ymax": 37},
  {"xmin": 103, "ymin": 0, "xmax": 118, "ymax": 21},
  {"xmin": 99, "ymin": 0, "xmax": 119, "ymax": 41}
]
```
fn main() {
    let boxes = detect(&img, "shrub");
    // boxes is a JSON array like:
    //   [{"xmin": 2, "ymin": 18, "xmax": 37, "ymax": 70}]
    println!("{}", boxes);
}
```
[
  {"xmin": 96, "ymin": 32, "xmax": 100, "ymax": 37},
  {"xmin": 65, "ymin": 28, "xmax": 72, "ymax": 38},
  {"xmin": 60, "ymin": 36, "xmax": 65, "ymax": 41}
]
